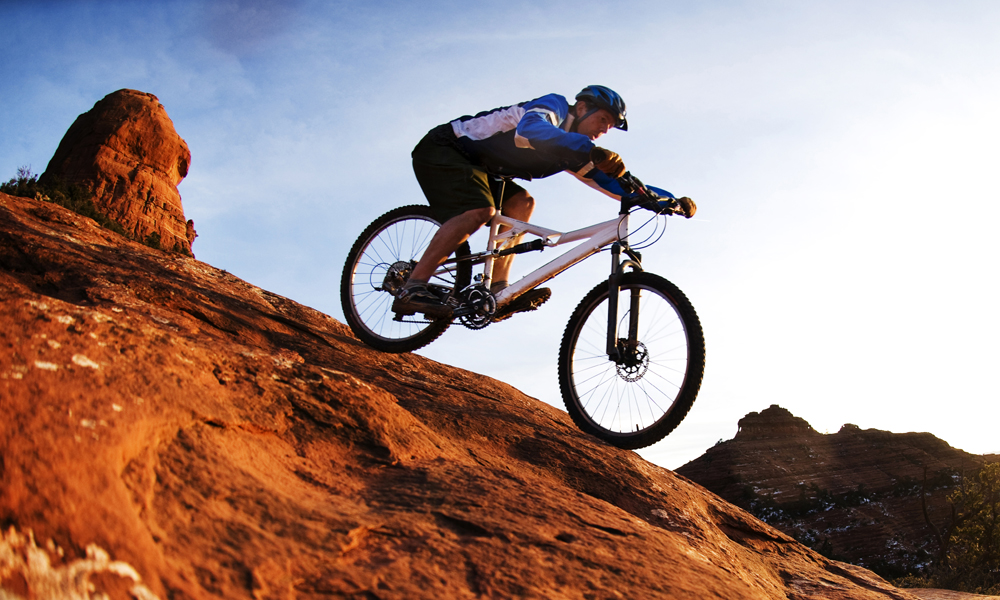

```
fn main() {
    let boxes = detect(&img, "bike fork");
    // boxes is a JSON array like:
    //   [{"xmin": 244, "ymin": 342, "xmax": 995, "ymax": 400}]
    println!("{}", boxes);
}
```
[{"xmin": 606, "ymin": 242, "xmax": 643, "ymax": 363}]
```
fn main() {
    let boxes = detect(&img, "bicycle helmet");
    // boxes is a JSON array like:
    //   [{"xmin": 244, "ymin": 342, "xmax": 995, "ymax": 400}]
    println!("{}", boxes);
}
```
[{"xmin": 575, "ymin": 85, "xmax": 628, "ymax": 131}]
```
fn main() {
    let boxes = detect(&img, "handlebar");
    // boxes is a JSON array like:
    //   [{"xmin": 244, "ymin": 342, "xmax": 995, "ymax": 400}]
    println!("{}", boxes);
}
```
[{"xmin": 616, "ymin": 172, "xmax": 688, "ymax": 216}]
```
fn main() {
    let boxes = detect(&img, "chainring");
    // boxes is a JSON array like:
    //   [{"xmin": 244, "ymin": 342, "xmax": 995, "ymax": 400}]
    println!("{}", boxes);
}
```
[{"xmin": 459, "ymin": 286, "xmax": 497, "ymax": 330}]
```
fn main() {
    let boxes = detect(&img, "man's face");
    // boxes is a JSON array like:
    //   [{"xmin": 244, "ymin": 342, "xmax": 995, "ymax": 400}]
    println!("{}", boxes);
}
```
[{"xmin": 575, "ymin": 106, "xmax": 616, "ymax": 140}]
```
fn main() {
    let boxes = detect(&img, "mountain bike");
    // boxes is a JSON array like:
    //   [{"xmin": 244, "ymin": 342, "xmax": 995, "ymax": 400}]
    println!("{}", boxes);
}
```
[{"xmin": 341, "ymin": 173, "xmax": 705, "ymax": 449}]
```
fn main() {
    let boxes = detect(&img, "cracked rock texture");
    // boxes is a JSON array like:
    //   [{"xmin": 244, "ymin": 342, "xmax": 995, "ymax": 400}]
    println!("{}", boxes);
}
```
[
  {"xmin": 40, "ymin": 89, "xmax": 194, "ymax": 254},
  {"xmin": 0, "ymin": 191, "xmax": 928, "ymax": 599}
]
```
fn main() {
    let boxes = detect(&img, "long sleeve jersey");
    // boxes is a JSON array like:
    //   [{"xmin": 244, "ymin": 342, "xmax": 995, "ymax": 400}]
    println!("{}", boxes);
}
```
[{"xmin": 440, "ymin": 93, "xmax": 673, "ymax": 200}]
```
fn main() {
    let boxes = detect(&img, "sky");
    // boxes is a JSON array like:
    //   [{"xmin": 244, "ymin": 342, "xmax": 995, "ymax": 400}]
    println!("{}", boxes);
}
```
[{"xmin": 2, "ymin": 0, "xmax": 998, "ymax": 469}]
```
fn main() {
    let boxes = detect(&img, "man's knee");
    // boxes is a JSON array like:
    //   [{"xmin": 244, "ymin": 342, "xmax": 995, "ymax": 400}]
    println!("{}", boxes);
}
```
[
  {"xmin": 464, "ymin": 206, "xmax": 495, "ymax": 226},
  {"xmin": 503, "ymin": 191, "xmax": 534, "ymax": 218}
]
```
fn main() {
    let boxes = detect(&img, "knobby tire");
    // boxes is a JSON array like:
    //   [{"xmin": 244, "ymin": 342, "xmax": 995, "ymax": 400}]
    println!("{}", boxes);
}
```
[{"xmin": 558, "ymin": 272, "xmax": 705, "ymax": 449}]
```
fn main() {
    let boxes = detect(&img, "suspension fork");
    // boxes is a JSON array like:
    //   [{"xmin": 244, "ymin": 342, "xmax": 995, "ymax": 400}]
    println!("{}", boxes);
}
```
[{"xmin": 606, "ymin": 242, "xmax": 644, "ymax": 363}]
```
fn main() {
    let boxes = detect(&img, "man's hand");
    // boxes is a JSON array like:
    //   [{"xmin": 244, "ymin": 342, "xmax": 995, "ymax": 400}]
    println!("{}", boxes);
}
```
[
  {"xmin": 677, "ymin": 196, "xmax": 697, "ymax": 218},
  {"xmin": 590, "ymin": 147, "xmax": 626, "ymax": 178}
]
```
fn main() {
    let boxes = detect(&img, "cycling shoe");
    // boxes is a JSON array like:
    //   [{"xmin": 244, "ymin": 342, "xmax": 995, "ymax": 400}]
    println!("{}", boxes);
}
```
[
  {"xmin": 392, "ymin": 284, "xmax": 454, "ymax": 319},
  {"xmin": 493, "ymin": 287, "xmax": 551, "ymax": 322}
]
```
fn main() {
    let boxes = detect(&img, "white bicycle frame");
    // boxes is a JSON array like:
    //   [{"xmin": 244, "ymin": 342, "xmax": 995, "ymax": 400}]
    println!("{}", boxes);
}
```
[{"xmin": 446, "ymin": 211, "xmax": 633, "ymax": 307}]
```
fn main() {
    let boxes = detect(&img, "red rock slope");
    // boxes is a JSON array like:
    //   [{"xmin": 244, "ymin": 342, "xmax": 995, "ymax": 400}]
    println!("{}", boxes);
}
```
[{"xmin": 0, "ymin": 191, "xmax": 922, "ymax": 599}]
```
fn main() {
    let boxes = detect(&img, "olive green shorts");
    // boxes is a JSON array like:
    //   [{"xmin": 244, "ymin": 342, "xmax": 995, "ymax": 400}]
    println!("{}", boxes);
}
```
[{"xmin": 412, "ymin": 130, "xmax": 524, "ymax": 224}]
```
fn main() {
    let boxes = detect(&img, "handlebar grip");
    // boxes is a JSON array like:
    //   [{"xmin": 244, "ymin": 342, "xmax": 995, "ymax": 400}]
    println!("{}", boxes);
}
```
[
  {"xmin": 616, "ymin": 171, "xmax": 643, "ymax": 194},
  {"xmin": 647, "ymin": 199, "xmax": 675, "ymax": 215},
  {"xmin": 618, "ymin": 173, "xmax": 695, "ymax": 217}
]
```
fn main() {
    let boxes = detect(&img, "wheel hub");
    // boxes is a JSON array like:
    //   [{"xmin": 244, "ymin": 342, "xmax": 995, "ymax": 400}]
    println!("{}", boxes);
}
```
[{"xmin": 616, "ymin": 339, "xmax": 649, "ymax": 382}]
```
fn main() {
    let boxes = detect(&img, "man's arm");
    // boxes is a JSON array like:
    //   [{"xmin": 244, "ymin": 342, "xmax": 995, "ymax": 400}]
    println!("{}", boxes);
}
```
[
  {"xmin": 568, "ymin": 168, "xmax": 675, "ymax": 201},
  {"xmin": 514, "ymin": 94, "xmax": 594, "ymax": 161}
]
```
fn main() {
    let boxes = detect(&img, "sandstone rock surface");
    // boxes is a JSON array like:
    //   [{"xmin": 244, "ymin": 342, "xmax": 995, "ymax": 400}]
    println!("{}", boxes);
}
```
[
  {"xmin": 677, "ymin": 405, "xmax": 994, "ymax": 579},
  {"xmin": 908, "ymin": 591, "xmax": 1000, "ymax": 600},
  {"xmin": 0, "ymin": 191, "xmax": 926, "ymax": 599},
  {"xmin": 40, "ymin": 89, "xmax": 194, "ymax": 254}
]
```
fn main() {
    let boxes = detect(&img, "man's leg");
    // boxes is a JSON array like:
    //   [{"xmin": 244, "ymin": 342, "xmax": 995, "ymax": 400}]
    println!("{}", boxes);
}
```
[
  {"xmin": 409, "ymin": 206, "xmax": 494, "ymax": 282},
  {"xmin": 489, "ymin": 189, "xmax": 551, "ymax": 321},
  {"xmin": 393, "ymin": 206, "xmax": 494, "ymax": 318},
  {"xmin": 491, "ymin": 190, "xmax": 534, "ymax": 286},
  {"xmin": 402, "ymin": 134, "xmax": 496, "ymax": 317}
]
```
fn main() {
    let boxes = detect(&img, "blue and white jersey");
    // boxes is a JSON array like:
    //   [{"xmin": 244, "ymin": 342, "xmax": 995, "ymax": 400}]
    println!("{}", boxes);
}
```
[{"xmin": 445, "ymin": 93, "xmax": 672, "ymax": 200}]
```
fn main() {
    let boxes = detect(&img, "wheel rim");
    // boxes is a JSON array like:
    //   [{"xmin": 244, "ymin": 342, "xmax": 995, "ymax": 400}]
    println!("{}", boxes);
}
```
[
  {"xmin": 348, "ymin": 214, "xmax": 457, "ymax": 342},
  {"xmin": 567, "ymin": 283, "xmax": 692, "ymax": 436}
]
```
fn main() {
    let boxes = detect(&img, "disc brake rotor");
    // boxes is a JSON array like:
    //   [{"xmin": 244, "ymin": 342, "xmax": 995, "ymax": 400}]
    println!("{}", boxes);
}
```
[{"xmin": 616, "ymin": 339, "xmax": 649, "ymax": 382}]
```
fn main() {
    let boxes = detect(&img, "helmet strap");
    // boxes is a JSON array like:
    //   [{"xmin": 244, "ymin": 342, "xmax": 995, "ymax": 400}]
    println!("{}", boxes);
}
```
[
  {"xmin": 567, "ymin": 107, "xmax": 578, "ymax": 132},
  {"xmin": 569, "ymin": 101, "xmax": 599, "ymax": 133},
  {"xmin": 576, "ymin": 108, "xmax": 600, "ymax": 131}
]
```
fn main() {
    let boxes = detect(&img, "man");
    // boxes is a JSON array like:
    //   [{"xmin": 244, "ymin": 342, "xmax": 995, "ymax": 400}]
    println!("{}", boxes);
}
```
[{"xmin": 393, "ymin": 85, "xmax": 688, "ymax": 320}]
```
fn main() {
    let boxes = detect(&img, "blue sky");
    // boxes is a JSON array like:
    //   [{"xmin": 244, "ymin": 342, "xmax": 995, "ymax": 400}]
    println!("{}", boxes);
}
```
[{"xmin": 3, "ymin": 0, "xmax": 998, "ymax": 468}]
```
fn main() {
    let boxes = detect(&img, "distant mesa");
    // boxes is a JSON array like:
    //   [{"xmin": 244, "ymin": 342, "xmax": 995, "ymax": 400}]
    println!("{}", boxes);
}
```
[
  {"xmin": 679, "ymin": 404, "xmax": 994, "ymax": 581},
  {"xmin": 41, "ymin": 89, "xmax": 195, "ymax": 254}
]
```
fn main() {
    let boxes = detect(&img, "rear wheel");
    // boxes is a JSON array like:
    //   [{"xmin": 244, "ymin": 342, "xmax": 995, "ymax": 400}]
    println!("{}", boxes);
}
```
[
  {"xmin": 558, "ymin": 272, "xmax": 705, "ymax": 449},
  {"xmin": 341, "ymin": 205, "xmax": 471, "ymax": 353}
]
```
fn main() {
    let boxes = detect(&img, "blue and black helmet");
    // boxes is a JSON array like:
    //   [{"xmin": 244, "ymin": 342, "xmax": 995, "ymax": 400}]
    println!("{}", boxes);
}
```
[{"xmin": 575, "ymin": 85, "xmax": 628, "ymax": 131}]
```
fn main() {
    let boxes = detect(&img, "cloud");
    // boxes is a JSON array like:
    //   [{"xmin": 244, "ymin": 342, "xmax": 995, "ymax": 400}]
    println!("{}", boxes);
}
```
[{"xmin": 204, "ymin": 0, "xmax": 302, "ymax": 55}]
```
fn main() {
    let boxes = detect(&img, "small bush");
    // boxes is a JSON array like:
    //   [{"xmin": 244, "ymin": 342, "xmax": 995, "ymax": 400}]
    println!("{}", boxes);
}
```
[
  {"xmin": 934, "ymin": 462, "xmax": 1000, "ymax": 594},
  {"xmin": 1, "ymin": 166, "xmax": 44, "ymax": 198},
  {"xmin": 144, "ymin": 231, "xmax": 162, "ymax": 250},
  {"xmin": 892, "ymin": 574, "xmax": 934, "ymax": 589}
]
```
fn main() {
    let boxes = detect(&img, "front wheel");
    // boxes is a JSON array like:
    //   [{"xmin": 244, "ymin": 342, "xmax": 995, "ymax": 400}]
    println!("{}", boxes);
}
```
[
  {"xmin": 558, "ymin": 272, "xmax": 705, "ymax": 449},
  {"xmin": 341, "ymin": 205, "xmax": 471, "ymax": 353}
]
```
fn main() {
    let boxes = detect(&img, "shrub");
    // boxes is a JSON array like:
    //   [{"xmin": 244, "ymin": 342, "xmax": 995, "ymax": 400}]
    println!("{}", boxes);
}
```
[
  {"xmin": 144, "ymin": 231, "xmax": 162, "ymax": 250},
  {"xmin": 935, "ymin": 462, "xmax": 1000, "ymax": 594},
  {"xmin": 1, "ymin": 166, "xmax": 44, "ymax": 198}
]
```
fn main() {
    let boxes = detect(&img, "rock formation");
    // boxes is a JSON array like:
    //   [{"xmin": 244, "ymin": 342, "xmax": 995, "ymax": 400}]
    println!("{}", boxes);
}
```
[
  {"xmin": 677, "ymin": 405, "xmax": 994, "ymax": 579},
  {"xmin": 736, "ymin": 405, "xmax": 820, "ymax": 439},
  {"xmin": 0, "ymin": 191, "xmax": 933, "ymax": 600},
  {"xmin": 40, "ymin": 89, "xmax": 194, "ymax": 254}
]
